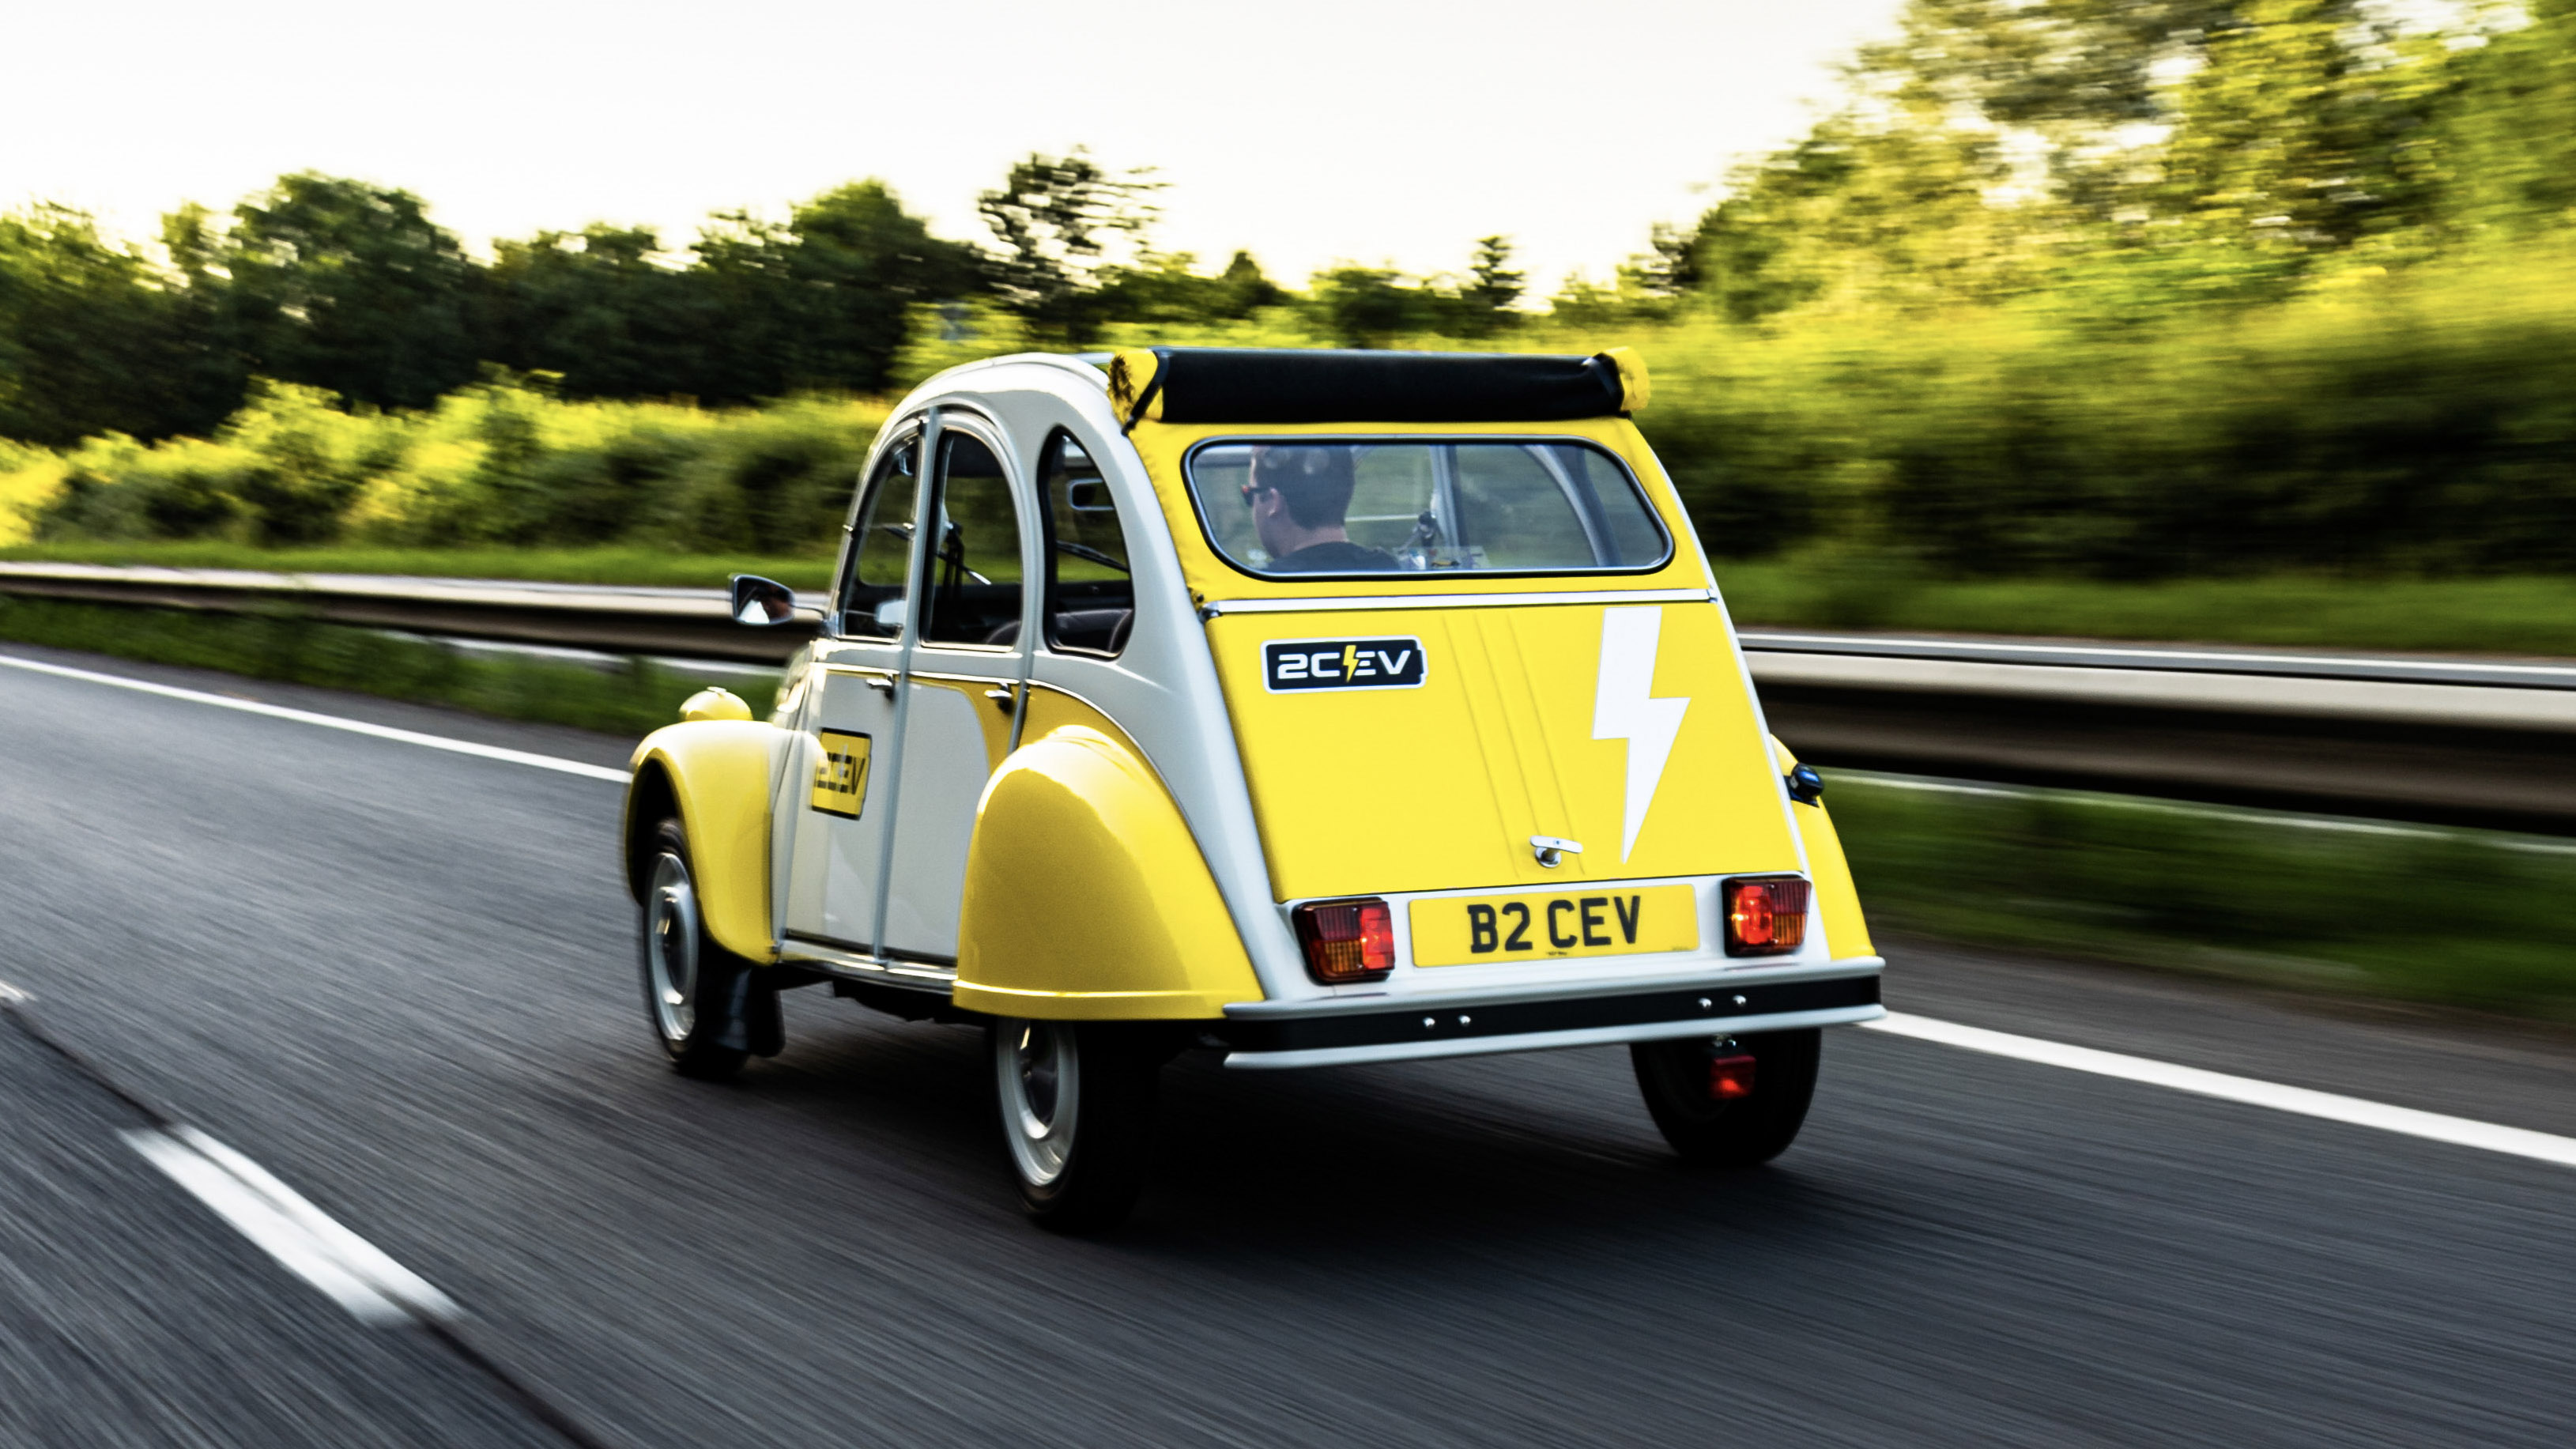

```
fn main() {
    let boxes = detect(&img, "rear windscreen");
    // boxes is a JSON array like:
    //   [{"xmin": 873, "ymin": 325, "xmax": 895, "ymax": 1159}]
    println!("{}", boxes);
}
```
[{"xmin": 1185, "ymin": 439, "xmax": 1671, "ymax": 578}]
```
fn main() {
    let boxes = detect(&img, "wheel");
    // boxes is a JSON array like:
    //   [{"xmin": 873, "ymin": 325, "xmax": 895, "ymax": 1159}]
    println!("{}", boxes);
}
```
[
  {"xmin": 1630, "ymin": 1028, "xmax": 1821, "ymax": 1168},
  {"xmin": 639, "ymin": 817, "xmax": 767, "ymax": 1081},
  {"xmin": 992, "ymin": 1018, "xmax": 1160, "ymax": 1231}
]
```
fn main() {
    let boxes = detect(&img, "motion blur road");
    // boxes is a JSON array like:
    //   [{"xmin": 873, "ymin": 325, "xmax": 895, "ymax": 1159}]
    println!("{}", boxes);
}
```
[{"xmin": 4, "ymin": 643, "xmax": 2574, "ymax": 1448}]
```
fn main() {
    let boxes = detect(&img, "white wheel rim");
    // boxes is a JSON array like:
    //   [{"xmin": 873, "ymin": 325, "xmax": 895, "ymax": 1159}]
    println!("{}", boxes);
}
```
[
  {"xmin": 645, "ymin": 853, "xmax": 700, "ymax": 1043},
  {"xmin": 998, "ymin": 1020, "xmax": 1078, "ymax": 1187}
]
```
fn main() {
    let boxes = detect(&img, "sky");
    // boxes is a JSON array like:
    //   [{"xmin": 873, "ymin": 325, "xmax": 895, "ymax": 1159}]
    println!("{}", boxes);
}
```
[{"xmin": 4, "ymin": 0, "xmax": 1910, "ymax": 293}]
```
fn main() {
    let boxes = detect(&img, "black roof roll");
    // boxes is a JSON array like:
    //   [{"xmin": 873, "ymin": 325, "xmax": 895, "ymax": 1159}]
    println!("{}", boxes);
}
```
[{"xmin": 1109, "ymin": 347, "xmax": 1643, "ymax": 428}]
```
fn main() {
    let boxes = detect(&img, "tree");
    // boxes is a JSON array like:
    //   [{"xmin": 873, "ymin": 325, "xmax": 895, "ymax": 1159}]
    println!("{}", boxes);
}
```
[
  {"xmin": 1463, "ymin": 236, "xmax": 1524, "ymax": 330},
  {"xmin": 484, "ymin": 225, "xmax": 707, "ymax": 400},
  {"xmin": 977, "ymin": 150, "xmax": 1162, "ymax": 343},
  {"xmin": 0, "ymin": 205, "xmax": 230, "ymax": 445},
  {"xmin": 2157, "ymin": 0, "xmax": 2450, "ymax": 259},
  {"xmin": 224, "ymin": 174, "xmax": 481, "ymax": 410},
  {"xmin": 1311, "ymin": 266, "xmax": 1435, "ymax": 346},
  {"xmin": 663, "ymin": 179, "xmax": 975, "ymax": 402}
]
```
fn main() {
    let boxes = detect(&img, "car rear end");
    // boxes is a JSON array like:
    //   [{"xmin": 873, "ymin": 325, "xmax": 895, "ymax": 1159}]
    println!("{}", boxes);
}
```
[{"xmin": 1108, "ymin": 346, "xmax": 1884, "ymax": 1070}]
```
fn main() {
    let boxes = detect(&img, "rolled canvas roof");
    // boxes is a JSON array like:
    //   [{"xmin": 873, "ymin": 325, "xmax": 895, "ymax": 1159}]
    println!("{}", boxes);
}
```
[{"xmin": 1107, "ymin": 347, "xmax": 1647, "ymax": 428}]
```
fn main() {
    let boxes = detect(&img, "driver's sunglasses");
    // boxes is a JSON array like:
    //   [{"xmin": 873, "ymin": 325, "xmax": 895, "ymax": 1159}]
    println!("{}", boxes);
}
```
[{"xmin": 1239, "ymin": 481, "xmax": 1274, "ymax": 508}]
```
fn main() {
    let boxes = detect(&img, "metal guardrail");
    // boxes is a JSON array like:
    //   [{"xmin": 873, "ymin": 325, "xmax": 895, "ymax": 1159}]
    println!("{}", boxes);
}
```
[{"xmin": 6, "ymin": 563, "xmax": 2573, "ymax": 832}]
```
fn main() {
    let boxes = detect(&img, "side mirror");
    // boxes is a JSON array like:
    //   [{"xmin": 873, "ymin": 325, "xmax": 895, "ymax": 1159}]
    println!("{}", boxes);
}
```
[
  {"xmin": 1786, "ymin": 763, "xmax": 1824, "ymax": 806},
  {"xmin": 730, "ymin": 574, "xmax": 796, "ymax": 627},
  {"xmin": 1065, "ymin": 479, "xmax": 1117, "ymax": 514}
]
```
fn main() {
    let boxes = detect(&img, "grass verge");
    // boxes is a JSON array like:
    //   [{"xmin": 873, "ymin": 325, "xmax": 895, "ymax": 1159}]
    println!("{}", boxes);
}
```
[
  {"xmin": 1832, "ymin": 770, "xmax": 2576, "ymax": 1020},
  {"xmin": 0, "ymin": 595, "xmax": 772, "ymax": 738},
  {"xmin": 1714, "ymin": 560, "xmax": 2576, "ymax": 658},
  {"xmin": 0, "ymin": 541, "xmax": 837, "ymax": 592},
  {"xmin": 11, "ymin": 541, "xmax": 2576, "ymax": 658}
]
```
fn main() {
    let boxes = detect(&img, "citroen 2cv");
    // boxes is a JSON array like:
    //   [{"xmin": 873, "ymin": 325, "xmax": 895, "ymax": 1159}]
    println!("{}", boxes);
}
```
[{"xmin": 621, "ymin": 346, "xmax": 1884, "ymax": 1229}]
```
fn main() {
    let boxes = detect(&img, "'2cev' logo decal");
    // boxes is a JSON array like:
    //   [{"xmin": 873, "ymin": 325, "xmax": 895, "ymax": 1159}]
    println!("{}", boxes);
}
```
[{"xmin": 1262, "ymin": 636, "xmax": 1427, "ymax": 692}]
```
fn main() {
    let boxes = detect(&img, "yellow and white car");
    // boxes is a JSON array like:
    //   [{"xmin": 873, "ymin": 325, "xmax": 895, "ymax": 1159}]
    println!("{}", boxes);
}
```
[{"xmin": 621, "ymin": 346, "xmax": 1883, "ymax": 1228}]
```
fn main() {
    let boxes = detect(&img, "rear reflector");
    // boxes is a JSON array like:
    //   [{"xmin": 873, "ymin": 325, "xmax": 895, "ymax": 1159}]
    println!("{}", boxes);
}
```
[
  {"xmin": 1709, "ymin": 1051, "xmax": 1757, "ymax": 1100},
  {"xmin": 1292, "ymin": 898, "xmax": 1396, "ymax": 983},
  {"xmin": 1723, "ymin": 877, "xmax": 1811, "ymax": 956}
]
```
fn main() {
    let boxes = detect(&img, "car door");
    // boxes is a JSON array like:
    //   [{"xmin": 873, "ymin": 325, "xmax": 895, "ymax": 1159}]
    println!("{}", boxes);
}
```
[
  {"xmin": 784, "ymin": 426, "xmax": 923, "ymax": 952},
  {"xmin": 877, "ymin": 418, "xmax": 1032, "ymax": 963}
]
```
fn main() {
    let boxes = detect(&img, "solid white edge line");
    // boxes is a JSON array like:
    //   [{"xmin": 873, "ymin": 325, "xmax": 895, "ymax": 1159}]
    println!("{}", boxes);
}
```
[
  {"xmin": 0, "ymin": 653, "xmax": 627, "ymax": 783},
  {"xmin": 1863, "ymin": 1012, "xmax": 2576, "ymax": 1169},
  {"xmin": 123, "ymin": 1128, "xmax": 415, "ymax": 1326}
]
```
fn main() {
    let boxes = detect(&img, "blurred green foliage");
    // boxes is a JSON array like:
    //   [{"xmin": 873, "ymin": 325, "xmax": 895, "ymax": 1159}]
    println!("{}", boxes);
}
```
[
  {"xmin": 6, "ymin": 1, "xmax": 2576, "ymax": 591},
  {"xmin": 1832, "ymin": 772, "xmax": 2576, "ymax": 1018},
  {"xmin": 0, "ymin": 595, "xmax": 772, "ymax": 737},
  {"xmin": 2, "ymin": 380, "xmax": 886, "ymax": 553}
]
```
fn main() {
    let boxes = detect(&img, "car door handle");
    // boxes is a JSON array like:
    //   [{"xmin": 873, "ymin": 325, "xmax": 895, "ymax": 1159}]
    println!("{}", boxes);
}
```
[
  {"xmin": 862, "ymin": 674, "xmax": 895, "ymax": 693},
  {"xmin": 984, "ymin": 686, "xmax": 1017, "ymax": 714}
]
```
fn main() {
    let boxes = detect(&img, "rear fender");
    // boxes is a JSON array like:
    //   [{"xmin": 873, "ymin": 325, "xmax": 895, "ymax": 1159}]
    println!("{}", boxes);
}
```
[
  {"xmin": 955, "ymin": 711, "xmax": 1260, "ymax": 1020},
  {"xmin": 1770, "ymin": 735, "xmax": 1875, "ymax": 960},
  {"xmin": 624, "ymin": 721, "xmax": 785, "ymax": 962}
]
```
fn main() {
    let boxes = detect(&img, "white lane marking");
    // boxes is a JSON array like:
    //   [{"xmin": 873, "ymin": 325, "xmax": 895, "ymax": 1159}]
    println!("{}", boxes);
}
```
[
  {"xmin": 1864, "ymin": 1012, "xmax": 2576, "ymax": 1169},
  {"xmin": 0, "ymin": 653, "xmax": 626, "ymax": 783},
  {"xmin": 123, "ymin": 1127, "xmax": 462, "ymax": 1326}
]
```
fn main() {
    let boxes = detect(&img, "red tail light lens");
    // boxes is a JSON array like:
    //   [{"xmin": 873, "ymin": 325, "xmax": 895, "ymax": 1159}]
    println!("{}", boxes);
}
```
[
  {"xmin": 1291, "ymin": 897, "xmax": 1396, "ymax": 983},
  {"xmin": 1723, "ymin": 877, "xmax": 1811, "ymax": 956},
  {"xmin": 1709, "ymin": 1051, "xmax": 1757, "ymax": 1100}
]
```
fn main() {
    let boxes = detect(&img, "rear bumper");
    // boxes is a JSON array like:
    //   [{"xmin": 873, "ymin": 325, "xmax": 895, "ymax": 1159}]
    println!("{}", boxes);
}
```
[{"xmin": 1216, "ymin": 962, "xmax": 1883, "ymax": 1070}]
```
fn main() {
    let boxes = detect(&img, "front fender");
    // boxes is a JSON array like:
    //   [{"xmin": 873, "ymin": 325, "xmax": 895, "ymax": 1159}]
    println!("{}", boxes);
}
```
[
  {"xmin": 624, "ymin": 720, "xmax": 784, "ymax": 962},
  {"xmin": 954, "ymin": 721, "xmax": 1260, "ymax": 1020}
]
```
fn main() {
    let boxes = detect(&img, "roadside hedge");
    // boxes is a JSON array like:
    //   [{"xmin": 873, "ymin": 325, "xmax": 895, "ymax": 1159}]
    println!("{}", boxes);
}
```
[{"xmin": 9, "ymin": 243, "xmax": 2576, "ymax": 581}]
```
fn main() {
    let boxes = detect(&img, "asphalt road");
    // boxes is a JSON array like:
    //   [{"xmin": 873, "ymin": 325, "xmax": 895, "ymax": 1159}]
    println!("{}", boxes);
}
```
[{"xmin": 3, "ymin": 643, "xmax": 2573, "ymax": 1449}]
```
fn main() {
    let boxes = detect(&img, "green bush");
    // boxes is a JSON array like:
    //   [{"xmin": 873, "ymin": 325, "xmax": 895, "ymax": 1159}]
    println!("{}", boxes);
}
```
[
  {"xmin": 1832, "ymin": 772, "xmax": 2576, "ymax": 1017},
  {"xmin": 8, "ymin": 377, "xmax": 885, "ymax": 557}
]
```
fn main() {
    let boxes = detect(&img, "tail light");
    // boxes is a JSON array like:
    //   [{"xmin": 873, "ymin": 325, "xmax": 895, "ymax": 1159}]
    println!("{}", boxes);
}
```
[
  {"xmin": 1709, "ymin": 1050, "xmax": 1757, "ymax": 1100},
  {"xmin": 1723, "ymin": 877, "xmax": 1811, "ymax": 956},
  {"xmin": 1291, "ymin": 897, "xmax": 1396, "ymax": 983}
]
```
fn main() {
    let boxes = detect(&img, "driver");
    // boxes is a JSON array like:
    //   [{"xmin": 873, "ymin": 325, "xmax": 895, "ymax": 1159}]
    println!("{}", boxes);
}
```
[{"xmin": 1244, "ymin": 445, "xmax": 1399, "ymax": 573}]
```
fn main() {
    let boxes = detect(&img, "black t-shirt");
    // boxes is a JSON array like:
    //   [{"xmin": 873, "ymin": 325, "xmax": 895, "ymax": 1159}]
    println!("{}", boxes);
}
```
[{"xmin": 1269, "ymin": 540, "xmax": 1400, "ymax": 573}]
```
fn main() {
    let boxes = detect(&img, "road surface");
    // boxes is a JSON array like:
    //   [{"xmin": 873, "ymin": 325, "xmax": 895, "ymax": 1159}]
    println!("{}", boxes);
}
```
[{"xmin": 2, "ymin": 643, "xmax": 2571, "ymax": 1447}]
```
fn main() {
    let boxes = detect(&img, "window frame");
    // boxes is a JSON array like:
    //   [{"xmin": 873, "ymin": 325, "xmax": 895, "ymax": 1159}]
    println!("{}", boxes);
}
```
[
  {"xmin": 1034, "ymin": 425, "xmax": 1135, "ymax": 659},
  {"xmin": 1179, "ymin": 433, "xmax": 1675, "ymax": 583},
  {"xmin": 912, "ymin": 413, "xmax": 1033, "ymax": 655},
  {"xmin": 832, "ymin": 421, "xmax": 926, "ymax": 641}
]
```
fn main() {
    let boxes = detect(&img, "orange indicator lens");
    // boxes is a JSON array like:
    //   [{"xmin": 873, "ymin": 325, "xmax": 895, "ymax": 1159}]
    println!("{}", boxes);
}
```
[{"xmin": 1292, "ymin": 898, "xmax": 1397, "ymax": 983}]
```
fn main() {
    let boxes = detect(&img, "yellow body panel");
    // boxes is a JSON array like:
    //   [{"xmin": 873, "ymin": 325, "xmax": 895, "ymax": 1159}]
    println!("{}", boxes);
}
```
[
  {"xmin": 1767, "ymin": 734, "xmax": 1876, "ymax": 960},
  {"xmin": 952, "ymin": 689, "xmax": 1260, "ymax": 1020},
  {"xmin": 1206, "ymin": 601, "xmax": 1800, "ymax": 900},
  {"xmin": 627, "ymin": 721, "xmax": 781, "ymax": 962},
  {"xmin": 1409, "ymin": 884, "xmax": 1698, "ymax": 966}
]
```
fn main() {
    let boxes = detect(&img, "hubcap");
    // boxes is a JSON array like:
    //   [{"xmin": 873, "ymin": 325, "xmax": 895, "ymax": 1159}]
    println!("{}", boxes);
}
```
[
  {"xmin": 998, "ymin": 1020, "xmax": 1079, "ymax": 1187},
  {"xmin": 644, "ymin": 853, "xmax": 700, "ymax": 1043}
]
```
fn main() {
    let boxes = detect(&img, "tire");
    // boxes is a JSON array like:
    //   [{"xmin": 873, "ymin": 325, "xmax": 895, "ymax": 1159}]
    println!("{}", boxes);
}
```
[
  {"xmin": 992, "ymin": 1018, "xmax": 1160, "ymax": 1231},
  {"xmin": 638, "ymin": 817, "xmax": 758, "ymax": 1081},
  {"xmin": 1630, "ymin": 1028, "xmax": 1821, "ymax": 1168}
]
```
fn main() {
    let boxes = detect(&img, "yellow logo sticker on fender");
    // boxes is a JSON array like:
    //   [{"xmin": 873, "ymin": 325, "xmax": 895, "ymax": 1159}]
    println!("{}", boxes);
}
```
[
  {"xmin": 812, "ymin": 730, "xmax": 871, "ymax": 818},
  {"xmin": 1409, "ymin": 885, "xmax": 1698, "ymax": 966}
]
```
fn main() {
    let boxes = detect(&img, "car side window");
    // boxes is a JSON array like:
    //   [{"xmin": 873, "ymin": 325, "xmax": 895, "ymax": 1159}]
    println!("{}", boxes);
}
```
[
  {"xmin": 919, "ymin": 431, "xmax": 1028, "ymax": 647},
  {"xmin": 838, "ymin": 435, "xmax": 919, "ymax": 639},
  {"xmin": 1039, "ymin": 430, "xmax": 1134, "ymax": 658}
]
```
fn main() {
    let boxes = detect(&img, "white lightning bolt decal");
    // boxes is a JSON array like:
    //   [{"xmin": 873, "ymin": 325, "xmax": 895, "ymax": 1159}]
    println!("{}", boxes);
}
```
[{"xmin": 1592, "ymin": 606, "xmax": 1690, "ymax": 863}]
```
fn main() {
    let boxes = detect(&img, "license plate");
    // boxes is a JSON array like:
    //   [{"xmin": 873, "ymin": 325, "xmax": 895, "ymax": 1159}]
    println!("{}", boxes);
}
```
[{"xmin": 1409, "ymin": 885, "xmax": 1699, "ymax": 967}]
